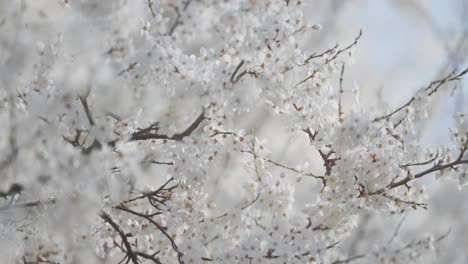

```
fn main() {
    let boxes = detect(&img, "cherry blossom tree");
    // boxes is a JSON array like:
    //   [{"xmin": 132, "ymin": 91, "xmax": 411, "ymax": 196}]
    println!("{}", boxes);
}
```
[{"xmin": 0, "ymin": 0, "xmax": 467, "ymax": 263}]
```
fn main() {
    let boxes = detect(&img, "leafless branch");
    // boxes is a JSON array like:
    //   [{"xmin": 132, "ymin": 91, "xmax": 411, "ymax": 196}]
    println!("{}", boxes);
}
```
[{"xmin": 118, "ymin": 62, "xmax": 138, "ymax": 76}]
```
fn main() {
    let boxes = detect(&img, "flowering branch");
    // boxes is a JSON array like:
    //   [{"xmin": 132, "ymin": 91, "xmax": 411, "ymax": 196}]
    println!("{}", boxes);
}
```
[
  {"xmin": 99, "ymin": 211, "xmax": 139, "ymax": 264},
  {"xmin": 373, "ymin": 67, "xmax": 468, "ymax": 122},
  {"xmin": 325, "ymin": 30, "xmax": 363, "ymax": 64},
  {"xmin": 107, "ymin": 110, "xmax": 205, "ymax": 147},
  {"xmin": 370, "ymin": 137, "xmax": 468, "ymax": 195}
]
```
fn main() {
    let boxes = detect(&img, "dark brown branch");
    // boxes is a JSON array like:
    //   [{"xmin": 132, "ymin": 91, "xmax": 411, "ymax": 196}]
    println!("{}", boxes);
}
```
[
  {"xmin": 118, "ymin": 62, "xmax": 138, "ymax": 76},
  {"xmin": 79, "ymin": 92, "xmax": 103, "ymax": 154},
  {"xmin": 108, "ymin": 110, "xmax": 205, "ymax": 147},
  {"xmin": 99, "ymin": 211, "xmax": 139, "ymax": 264},
  {"xmin": 311, "ymin": 224, "xmax": 330, "ymax": 231},
  {"xmin": 150, "ymin": 160, "xmax": 174, "ymax": 166},
  {"xmin": 171, "ymin": 110, "xmax": 205, "ymax": 140},
  {"xmin": 210, "ymin": 131, "xmax": 237, "ymax": 137},
  {"xmin": 331, "ymin": 254, "xmax": 365, "ymax": 264},
  {"xmin": 232, "ymin": 69, "xmax": 260, "ymax": 83},
  {"xmin": 230, "ymin": 60, "xmax": 245, "ymax": 83},
  {"xmin": 123, "ymin": 177, "xmax": 175, "ymax": 204},
  {"xmin": 129, "ymin": 110, "xmax": 205, "ymax": 142},
  {"xmin": 302, "ymin": 127, "xmax": 318, "ymax": 142},
  {"xmin": 0, "ymin": 200, "xmax": 41, "ymax": 212},
  {"xmin": 369, "ymin": 140, "xmax": 468, "ymax": 196},
  {"xmin": 115, "ymin": 204, "xmax": 184, "ymax": 263},
  {"xmin": 318, "ymin": 146, "xmax": 338, "ymax": 176},
  {"xmin": 388, "ymin": 158, "xmax": 468, "ymax": 190},
  {"xmin": 79, "ymin": 93, "xmax": 94, "ymax": 126}
]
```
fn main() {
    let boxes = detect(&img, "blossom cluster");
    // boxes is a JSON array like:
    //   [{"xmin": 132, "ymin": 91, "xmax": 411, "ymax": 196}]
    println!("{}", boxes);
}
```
[{"xmin": 0, "ymin": 0, "xmax": 466, "ymax": 263}]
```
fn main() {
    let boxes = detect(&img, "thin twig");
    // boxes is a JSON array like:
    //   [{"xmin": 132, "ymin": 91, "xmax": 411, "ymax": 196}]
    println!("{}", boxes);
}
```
[
  {"xmin": 338, "ymin": 63, "xmax": 345, "ymax": 119},
  {"xmin": 387, "ymin": 214, "xmax": 407, "ymax": 245},
  {"xmin": 373, "ymin": 67, "xmax": 468, "ymax": 122},
  {"xmin": 230, "ymin": 60, "xmax": 245, "ymax": 83},
  {"xmin": 168, "ymin": 0, "xmax": 192, "ymax": 36},
  {"xmin": 304, "ymin": 44, "xmax": 338, "ymax": 65}
]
